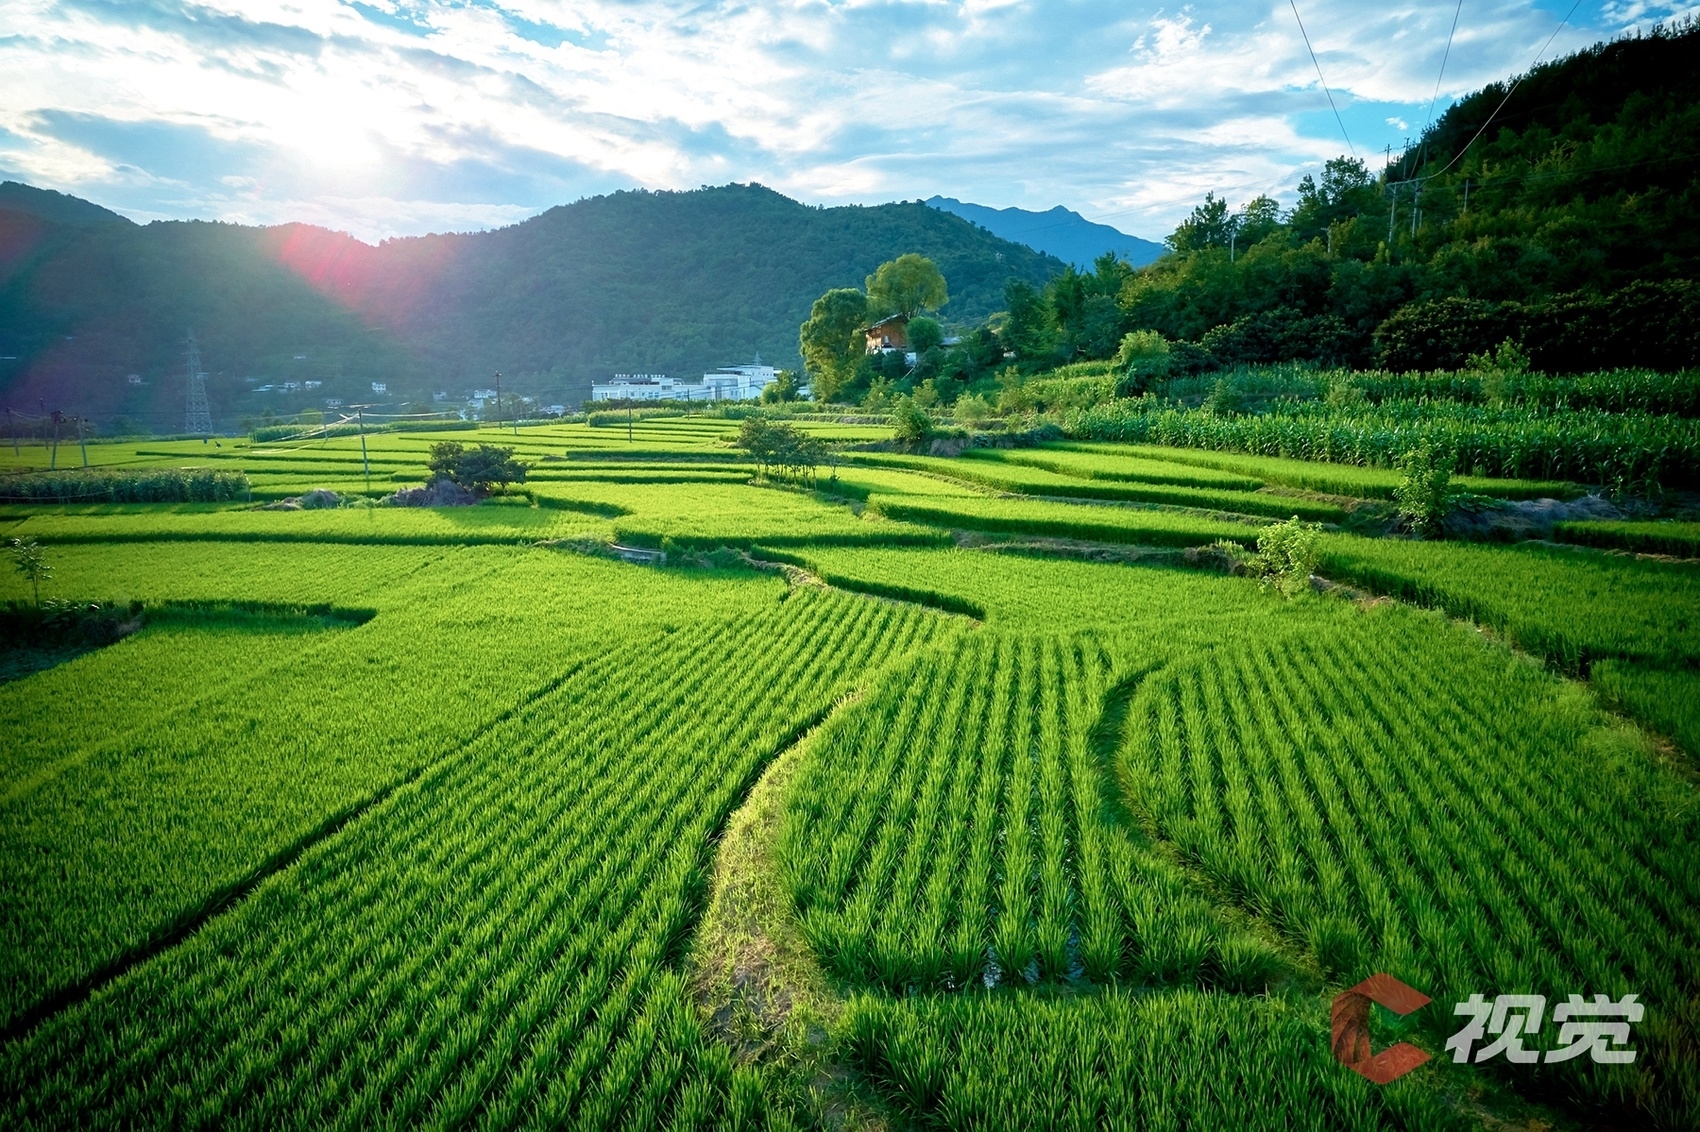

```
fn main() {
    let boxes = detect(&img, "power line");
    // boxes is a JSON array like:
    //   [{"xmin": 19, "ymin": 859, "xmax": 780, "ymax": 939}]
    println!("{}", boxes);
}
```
[
  {"xmin": 1289, "ymin": 0, "xmax": 1356, "ymax": 158},
  {"xmin": 1405, "ymin": 0, "xmax": 1466, "ymax": 179},
  {"xmin": 1419, "ymin": 0, "xmax": 1586, "ymax": 182}
]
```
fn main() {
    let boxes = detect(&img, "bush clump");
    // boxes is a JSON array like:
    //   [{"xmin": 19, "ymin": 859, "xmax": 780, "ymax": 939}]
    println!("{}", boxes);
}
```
[
  {"xmin": 1394, "ymin": 442, "xmax": 1455, "ymax": 538},
  {"xmin": 425, "ymin": 442, "xmax": 528, "ymax": 494},
  {"xmin": 889, "ymin": 397, "xmax": 935, "ymax": 445},
  {"xmin": 1212, "ymin": 517, "xmax": 1323, "ymax": 597}
]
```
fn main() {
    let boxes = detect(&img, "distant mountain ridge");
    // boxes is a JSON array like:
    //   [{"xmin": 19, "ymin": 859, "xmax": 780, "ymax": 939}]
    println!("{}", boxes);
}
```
[
  {"xmin": 0, "ymin": 183, "xmax": 1064, "ymax": 428},
  {"xmin": 0, "ymin": 181, "xmax": 132, "ymax": 228},
  {"xmin": 926, "ymin": 196, "xmax": 1163, "ymax": 269}
]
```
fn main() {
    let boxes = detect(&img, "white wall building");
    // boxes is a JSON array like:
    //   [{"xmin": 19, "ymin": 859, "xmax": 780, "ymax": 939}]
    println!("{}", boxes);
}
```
[{"xmin": 591, "ymin": 360, "xmax": 778, "ymax": 403}]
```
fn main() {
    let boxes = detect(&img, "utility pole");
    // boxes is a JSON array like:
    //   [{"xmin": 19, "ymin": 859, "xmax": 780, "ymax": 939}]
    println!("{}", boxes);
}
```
[
  {"xmin": 357, "ymin": 408, "xmax": 371, "ymax": 492},
  {"xmin": 627, "ymin": 403, "xmax": 633, "ymax": 443},
  {"xmin": 493, "ymin": 371, "xmax": 501, "ymax": 431},
  {"xmin": 1462, "ymin": 179, "xmax": 1470, "ymax": 216},
  {"xmin": 77, "ymin": 414, "xmax": 88, "ymax": 467},
  {"xmin": 49, "ymin": 409, "xmax": 62, "ymax": 470},
  {"xmin": 1229, "ymin": 231, "xmax": 1236, "ymax": 264},
  {"xmin": 1388, "ymin": 183, "xmax": 1398, "ymax": 246},
  {"xmin": 1411, "ymin": 183, "xmax": 1421, "ymax": 237},
  {"xmin": 6, "ymin": 408, "xmax": 15, "ymax": 456}
]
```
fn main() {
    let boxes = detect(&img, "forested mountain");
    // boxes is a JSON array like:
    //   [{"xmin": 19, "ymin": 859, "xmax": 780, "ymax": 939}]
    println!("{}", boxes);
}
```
[
  {"xmin": 1093, "ymin": 20, "xmax": 1700, "ymax": 371},
  {"xmin": 0, "ymin": 183, "xmax": 1062, "ymax": 430},
  {"xmin": 925, "ymin": 197, "xmax": 1163, "ymax": 268}
]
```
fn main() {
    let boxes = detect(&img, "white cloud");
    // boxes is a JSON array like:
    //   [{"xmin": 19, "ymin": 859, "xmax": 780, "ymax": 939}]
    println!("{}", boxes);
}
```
[{"xmin": 0, "ymin": 0, "xmax": 1634, "ymax": 241}]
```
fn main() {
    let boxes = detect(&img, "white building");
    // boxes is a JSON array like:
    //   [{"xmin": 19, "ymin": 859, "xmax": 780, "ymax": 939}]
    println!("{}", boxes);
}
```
[{"xmin": 591, "ymin": 360, "xmax": 778, "ymax": 403}]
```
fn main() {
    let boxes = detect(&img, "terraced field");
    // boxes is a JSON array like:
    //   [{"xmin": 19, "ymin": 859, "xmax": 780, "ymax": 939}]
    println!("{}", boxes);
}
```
[{"xmin": 3, "ymin": 417, "xmax": 1695, "ymax": 1130}]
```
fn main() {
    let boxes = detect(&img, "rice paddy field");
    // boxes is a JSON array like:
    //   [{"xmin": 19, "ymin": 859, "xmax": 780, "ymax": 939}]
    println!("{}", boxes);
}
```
[{"xmin": 2, "ymin": 417, "xmax": 1696, "ymax": 1130}]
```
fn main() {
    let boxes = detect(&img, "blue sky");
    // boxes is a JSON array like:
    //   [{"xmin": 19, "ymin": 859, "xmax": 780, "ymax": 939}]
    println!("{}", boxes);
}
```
[{"xmin": 1, "ymin": 0, "xmax": 1693, "ymax": 242}]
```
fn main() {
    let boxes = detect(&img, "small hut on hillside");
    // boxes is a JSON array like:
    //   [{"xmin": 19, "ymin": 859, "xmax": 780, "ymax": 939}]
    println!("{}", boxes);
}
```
[{"xmin": 862, "ymin": 313, "xmax": 909, "ymax": 353}]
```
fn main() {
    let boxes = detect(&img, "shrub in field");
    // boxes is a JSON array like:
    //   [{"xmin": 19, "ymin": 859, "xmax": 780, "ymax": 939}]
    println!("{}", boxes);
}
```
[
  {"xmin": 6, "ymin": 537, "xmax": 50, "ymax": 605},
  {"xmin": 1394, "ymin": 442, "xmax": 1455, "ymax": 537},
  {"xmin": 889, "ymin": 396, "xmax": 934, "ymax": 445},
  {"xmin": 1112, "ymin": 329, "xmax": 1172, "ymax": 397},
  {"xmin": 1250, "ymin": 517, "xmax": 1322, "ymax": 596}
]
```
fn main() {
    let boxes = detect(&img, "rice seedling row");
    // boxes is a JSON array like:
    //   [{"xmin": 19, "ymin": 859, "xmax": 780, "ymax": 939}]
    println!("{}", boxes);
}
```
[
  {"xmin": 781, "ymin": 632, "xmax": 1280, "ymax": 994},
  {"xmin": 3, "ymin": 586, "xmax": 940, "ymax": 1129},
  {"xmin": 849, "ymin": 453, "xmax": 1347, "ymax": 522},
  {"xmin": 1118, "ymin": 619, "xmax": 1700, "ymax": 1116},
  {"xmin": 0, "ymin": 548, "xmax": 791, "ymax": 1030},
  {"xmin": 869, "ymin": 495, "xmax": 1266, "ymax": 548},
  {"xmin": 1058, "ymin": 443, "xmax": 1580, "ymax": 500}
]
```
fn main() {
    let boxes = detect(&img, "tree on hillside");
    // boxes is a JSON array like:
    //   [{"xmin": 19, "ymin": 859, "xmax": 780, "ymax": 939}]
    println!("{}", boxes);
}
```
[
  {"xmin": 866, "ymin": 253, "xmax": 949, "ymax": 318},
  {"xmin": 1166, "ymin": 194, "xmax": 1234, "ymax": 253},
  {"xmin": 799, "ymin": 288, "xmax": 869, "ymax": 403},
  {"xmin": 1001, "ymin": 280, "xmax": 1058, "ymax": 361},
  {"xmin": 1287, "ymin": 158, "xmax": 1377, "ymax": 241}
]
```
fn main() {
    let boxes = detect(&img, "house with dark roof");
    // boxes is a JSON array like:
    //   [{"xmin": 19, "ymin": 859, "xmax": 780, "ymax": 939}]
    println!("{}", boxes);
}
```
[{"xmin": 862, "ymin": 313, "xmax": 909, "ymax": 353}]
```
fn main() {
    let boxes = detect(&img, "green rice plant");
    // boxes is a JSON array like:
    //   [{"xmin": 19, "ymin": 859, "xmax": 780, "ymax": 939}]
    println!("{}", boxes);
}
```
[
  {"xmin": 1118, "ymin": 612, "xmax": 1700, "ymax": 1123},
  {"xmin": 868, "ymin": 494, "xmax": 1267, "ymax": 548},
  {"xmin": 843, "ymin": 989, "xmax": 1463, "ymax": 1130},
  {"xmin": 2, "ymin": 505, "xmax": 611, "ymax": 548},
  {"xmin": 970, "ymin": 446, "xmax": 1266, "ymax": 491},
  {"xmin": 1317, "ymin": 534, "xmax": 1700, "ymax": 672},
  {"xmin": 0, "ymin": 547, "xmax": 808, "ymax": 1031},
  {"xmin": 1552, "ymin": 519, "xmax": 1700, "ymax": 557},
  {"xmin": 1591, "ymin": 660, "xmax": 1700, "ymax": 758},
  {"xmin": 850, "ymin": 453, "xmax": 1347, "ymax": 522},
  {"xmin": 1060, "ymin": 442, "xmax": 1579, "ymax": 500},
  {"xmin": 2, "ymin": 581, "xmax": 942, "ymax": 1128},
  {"xmin": 780, "ymin": 632, "xmax": 1280, "ymax": 994}
]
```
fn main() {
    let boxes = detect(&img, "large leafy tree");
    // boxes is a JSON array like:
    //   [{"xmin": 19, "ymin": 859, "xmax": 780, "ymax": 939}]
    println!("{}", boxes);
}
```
[
  {"xmin": 798, "ymin": 288, "xmax": 869, "ymax": 403},
  {"xmin": 865, "ymin": 253, "xmax": 949, "ymax": 318}
]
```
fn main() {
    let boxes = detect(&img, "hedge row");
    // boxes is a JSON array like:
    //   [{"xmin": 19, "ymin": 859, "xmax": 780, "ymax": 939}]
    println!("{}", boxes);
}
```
[
  {"xmin": 1373, "ymin": 280, "xmax": 1700, "ymax": 373},
  {"xmin": 0, "ymin": 469, "xmax": 251, "ymax": 503}
]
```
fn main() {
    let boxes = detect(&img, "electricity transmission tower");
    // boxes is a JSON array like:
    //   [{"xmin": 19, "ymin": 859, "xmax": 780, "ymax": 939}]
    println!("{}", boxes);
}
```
[{"xmin": 184, "ymin": 330, "xmax": 212, "ymax": 435}]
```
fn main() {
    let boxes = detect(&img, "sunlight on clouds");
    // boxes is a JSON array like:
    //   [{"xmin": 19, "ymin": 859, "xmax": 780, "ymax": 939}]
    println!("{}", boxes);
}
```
[{"xmin": 0, "ymin": 0, "xmax": 1640, "ymax": 241}]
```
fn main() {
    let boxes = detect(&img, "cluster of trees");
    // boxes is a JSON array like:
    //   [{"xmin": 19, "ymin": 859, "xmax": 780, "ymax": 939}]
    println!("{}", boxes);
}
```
[
  {"xmin": 798, "ymin": 22, "xmax": 1699, "ymax": 405},
  {"xmin": 425, "ymin": 442, "xmax": 528, "ymax": 494},
  {"xmin": 735, "ymin": 418, "xmax": 831, "ymax": 485}
]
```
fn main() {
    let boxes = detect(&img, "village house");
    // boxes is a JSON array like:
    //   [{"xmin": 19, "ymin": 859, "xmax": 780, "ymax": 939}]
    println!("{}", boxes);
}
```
[
  {"xmin": 863, "ymin": 313, "xmax": 909, "ymax": 353},
  {"xmin": 591, "ymin": 359, "xmax": 778, "ymax": 402}
]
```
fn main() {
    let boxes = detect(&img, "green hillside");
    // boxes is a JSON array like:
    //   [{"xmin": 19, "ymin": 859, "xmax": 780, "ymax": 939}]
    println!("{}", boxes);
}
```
[
  {"xmin": 1108, "ymin": 22, "xmax": 1700, "ymax": 371},
  {"xmin": 0, "ymin": 184, "xmax": 1063, "ymax": 431}
]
